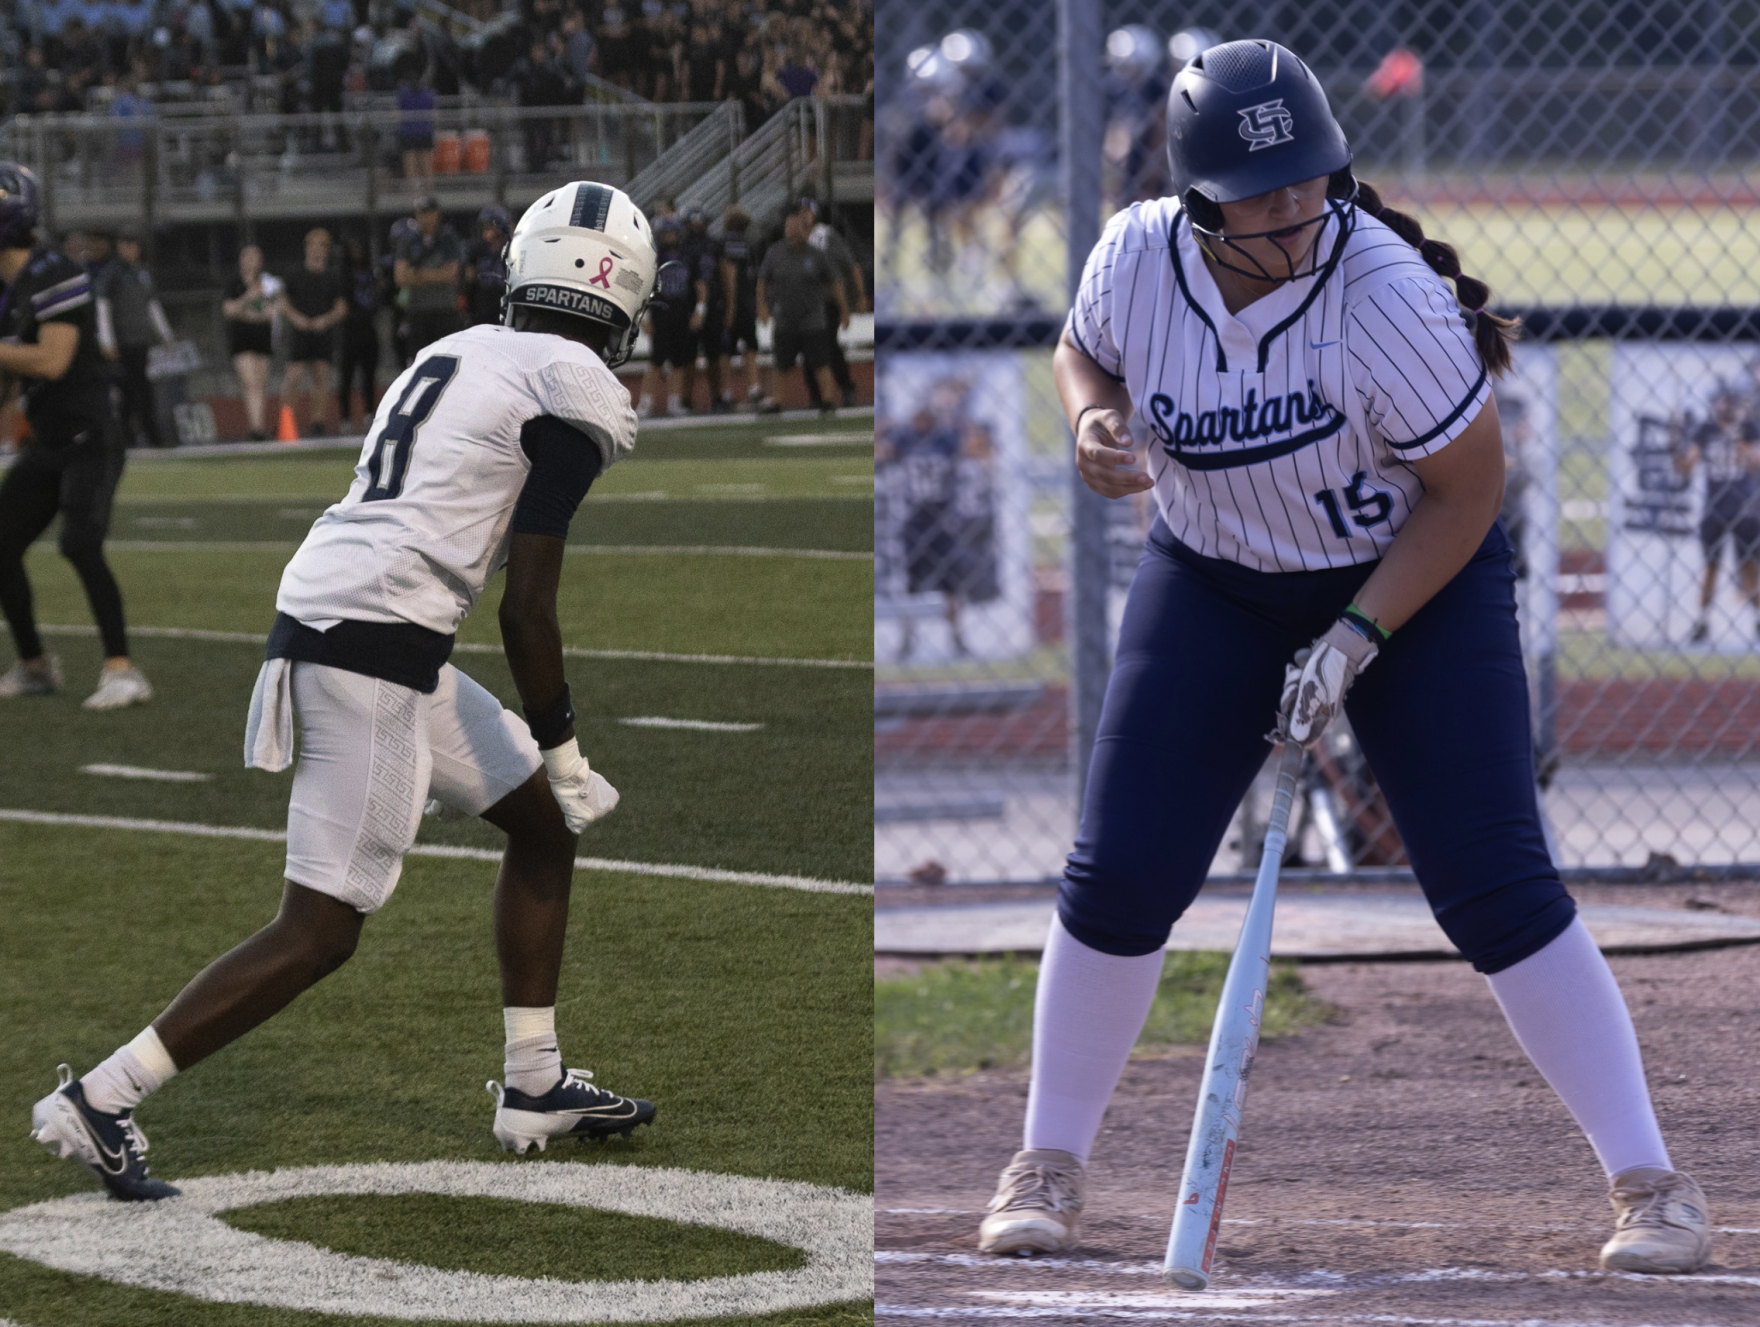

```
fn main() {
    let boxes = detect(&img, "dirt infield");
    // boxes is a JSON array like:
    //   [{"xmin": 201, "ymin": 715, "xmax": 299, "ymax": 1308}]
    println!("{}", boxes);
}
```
[{"xmin": 876, "ymin": 883, "xmax": 1760, "ymax": 1325}]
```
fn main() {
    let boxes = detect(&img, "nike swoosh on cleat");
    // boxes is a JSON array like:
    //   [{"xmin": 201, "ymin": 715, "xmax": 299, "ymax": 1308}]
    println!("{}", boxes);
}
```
[{"xmin": 77, "ymin": 1116, "xmax": 130, "ymax": 1174}]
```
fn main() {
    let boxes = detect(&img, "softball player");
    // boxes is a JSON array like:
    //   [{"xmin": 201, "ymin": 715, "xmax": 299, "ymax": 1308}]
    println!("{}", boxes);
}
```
[{"xmin": 978, "ymin": 39, "xmax": 1710, "ymax": 1275}]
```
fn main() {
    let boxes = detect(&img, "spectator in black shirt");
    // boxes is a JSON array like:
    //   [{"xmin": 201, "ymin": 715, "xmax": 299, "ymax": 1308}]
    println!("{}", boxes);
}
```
[
  {"xmin": 336, "ymin": 235, "xmax": 385, "ymax": 431},
  {"xmin": 0, "ymin": 165, "xmax": 151, "ymax": 710},
  {"xmin": 560, "ymin": 7, "xmax": 595, "ymax": 85},
  {"xmin": 514, "ymin": 40, "xmax": 571, "ymax": 172},
  {"xmin": 95, "ymin": 231, "xmax": 178, "ymax": 450},
  {"xmin": 597, "ymin": 6, "xmax": 632, "ymax": 94},
  {"xmin": 16, "ymin": 47, "xmax": 55, "ymax": 116},
  {"xmin": 683, "ymin": 20, "xmax": 720, "ymax": 101},
  {"xmin": 279, "ymin": 228, "xmax": 346, "ymax": 437},
  {"xmin": 462, "ymin": 204, "xmax": 510, "ymax": 327}
]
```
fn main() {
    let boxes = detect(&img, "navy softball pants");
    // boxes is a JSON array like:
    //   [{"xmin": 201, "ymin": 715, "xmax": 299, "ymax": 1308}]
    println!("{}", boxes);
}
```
[{"xmin": 1058, "ymin": 518, "xmax": 1574, "ymax": 974}]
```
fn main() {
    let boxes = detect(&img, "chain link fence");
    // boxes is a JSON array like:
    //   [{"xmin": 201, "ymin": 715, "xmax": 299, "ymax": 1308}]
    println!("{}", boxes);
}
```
[{"xmin": 875, "ymin": 0, "xmax": 1760, "ymax": 885}]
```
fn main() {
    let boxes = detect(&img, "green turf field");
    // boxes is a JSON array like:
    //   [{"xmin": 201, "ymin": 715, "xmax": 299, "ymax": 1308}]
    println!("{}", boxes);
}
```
[{"xmin": 0, "ymin": 415, "xmax": 875, "ymax": 1327}]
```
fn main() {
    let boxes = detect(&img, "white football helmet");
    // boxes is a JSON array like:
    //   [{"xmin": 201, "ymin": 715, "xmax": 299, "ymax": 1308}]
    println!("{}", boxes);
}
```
[{"xmin": 504, "ymin": 181, "xmax": 658, "ymax": 368}]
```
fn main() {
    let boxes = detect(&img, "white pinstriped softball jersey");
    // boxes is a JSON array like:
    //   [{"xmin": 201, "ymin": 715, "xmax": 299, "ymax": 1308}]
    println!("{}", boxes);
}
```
[{"xmin": 1066, "ymin": 198, "xmax": 1493, "ymax": 572}]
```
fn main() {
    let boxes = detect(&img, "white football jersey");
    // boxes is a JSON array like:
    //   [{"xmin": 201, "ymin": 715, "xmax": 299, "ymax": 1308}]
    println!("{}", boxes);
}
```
[
  {"xmin": 277, "ymin": 323, "xmax": 637, "ymax": 634},
  {"xmin": 1067, "ymin": 199, "xmax": 1492, "ymax": 572}
]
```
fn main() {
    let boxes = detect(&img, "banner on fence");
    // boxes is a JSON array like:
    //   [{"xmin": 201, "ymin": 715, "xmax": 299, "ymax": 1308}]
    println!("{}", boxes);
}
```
[
  {"xmin": 1609, "ymin": 346, "xmax": 1760, "ymax": 655},
  {"xmin": 875, "ymin": 352, "xmax": 1035, "ymax": 665}
]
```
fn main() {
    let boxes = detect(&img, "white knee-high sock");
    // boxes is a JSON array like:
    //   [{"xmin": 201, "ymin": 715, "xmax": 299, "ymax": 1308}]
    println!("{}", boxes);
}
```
[
  {"xmin": 81, "ymin": 1027, "xmax": 179, "ymax": 1115},
  {"xmin": 504, "ymin": 1006, "xmax": 564, "ymax": 1096},
  {"xmin": 1484, "ymin": 917, "xmax": 1672, "ymax": 1178},
  {"xmin": 1022, "ymin": 914, "xmax": 1166, "ymax": 1165}
]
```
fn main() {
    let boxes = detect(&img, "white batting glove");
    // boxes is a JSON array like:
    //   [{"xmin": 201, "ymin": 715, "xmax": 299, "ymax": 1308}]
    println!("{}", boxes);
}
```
[
  {"xmin": 540, "ymin": 738, "xmax": 620, "ymax": 834},
  {"xmin": 1278, "ymin": 619, "xmax": 1380, "ymax": 747}
]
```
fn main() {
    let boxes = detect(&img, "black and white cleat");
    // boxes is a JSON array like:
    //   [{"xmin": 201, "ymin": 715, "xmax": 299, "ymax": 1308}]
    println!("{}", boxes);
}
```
[
  {"xmin": 487, "ymin": 1067, "xmax": 656, "ymax": 1154},
  {"xmin": 30, "ymin": 1064, "xmax": 180, "ymax": 1201}
]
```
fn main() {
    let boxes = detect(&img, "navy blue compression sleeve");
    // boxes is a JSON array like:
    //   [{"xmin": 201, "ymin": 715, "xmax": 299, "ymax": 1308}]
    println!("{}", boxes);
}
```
[{"xmin": 512, "ymin": 414, "xmax": 605, "ymax": 538}]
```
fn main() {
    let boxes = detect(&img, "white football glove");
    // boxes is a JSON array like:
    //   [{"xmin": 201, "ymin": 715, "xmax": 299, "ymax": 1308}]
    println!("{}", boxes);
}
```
[
  {"xmin": 540, "ymin": 738, "xmax": 620, "ymax": 834},
  {"xmin": 1277, "ymin": 618, "xmax": 1380, "ymax": 747}
]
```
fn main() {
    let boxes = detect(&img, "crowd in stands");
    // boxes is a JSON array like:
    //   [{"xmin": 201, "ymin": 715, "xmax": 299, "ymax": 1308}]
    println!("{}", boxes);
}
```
[{"xmin": 0, "ymin": 0, "xmax": 873, "ymax": 129}]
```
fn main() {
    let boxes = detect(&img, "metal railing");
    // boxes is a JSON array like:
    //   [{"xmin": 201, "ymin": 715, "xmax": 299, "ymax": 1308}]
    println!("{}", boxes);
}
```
[
  {"xmin": 624, "ymin": 101, "xmax": 746, "ymax": 213},
  {"xmin": 653, "ymin": 96, "xmax": 868, "ymax": 223},
  {"xmin": 0, "ymin": 102, "xmax": 728, "ymax": 231}
]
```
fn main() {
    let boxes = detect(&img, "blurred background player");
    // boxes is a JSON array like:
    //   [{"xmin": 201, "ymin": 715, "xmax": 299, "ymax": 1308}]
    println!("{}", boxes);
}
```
[
  {"xmin": 638, "ymin": 215, "xmax": 698, "ymax": 418},
  {"xmin": 220, "ymin": 242, "xmax": 279, "ymax": 442},
  {"xmin": 1676, "ymin": 382, "xmax": 1760, "ymax": 642},
  {"xmin": 798, "ymin": 196, "xmax": 864, "ymax": 409},
  {"xmin": 278, "ymin": 227, "xmax": 346, "ymax": 439},
  {"xmin": 0, "ymin": 163, "xmax": 152, "ymax": 709},
  {"xmin": 337, "ymin": 234, "xmax": 386, "ymax": 432},
  {"xmin": 1101, "ymin": 26, "xmax": 1169, "ymax": 213},
  {"xmin": 681, "ymin": 207, "xmax": 721, "ymax": 413},
  {"xmin": 718, "ymin": 205, "xmax": 762, "ymax": 409},
  {"xmin": 395, "ymin": 196, "xmax": 462, "ymax": 357},
  {"xmin": 463, "ymin": 204, "xmax": 511, "ymax": 329},
  {"xmin": 756, "ymin": 208, "xmax": 847, "ymax": 415},
  {"xmin": 94, "ymin": 229, "xmax": 177, "ymax": 450}
]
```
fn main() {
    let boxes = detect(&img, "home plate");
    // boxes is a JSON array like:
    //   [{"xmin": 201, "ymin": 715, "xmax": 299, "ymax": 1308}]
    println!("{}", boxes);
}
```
[{"xmin": 874, "ymin": 892, "xmax": 1760, "ymax": 960}]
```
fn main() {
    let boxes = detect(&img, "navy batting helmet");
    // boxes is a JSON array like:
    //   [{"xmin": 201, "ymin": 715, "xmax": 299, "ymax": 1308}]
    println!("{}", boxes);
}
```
[
  {"xmin": 0, "ymin": 163, "xmax": 42, "ymax": 250},
  {"xmin": 1165, "ymin": 40, "xmax": 1355, "ymax": 277}
]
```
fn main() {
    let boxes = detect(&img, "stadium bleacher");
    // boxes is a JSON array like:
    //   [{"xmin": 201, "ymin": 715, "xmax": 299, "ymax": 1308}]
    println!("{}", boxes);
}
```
[{"xmin": 0, "ymin": 0, "xmax": 872, "ymax": 440}]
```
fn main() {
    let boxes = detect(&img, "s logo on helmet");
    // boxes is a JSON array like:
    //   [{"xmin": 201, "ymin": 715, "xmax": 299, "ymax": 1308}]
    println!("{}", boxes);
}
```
[{"xmin": 1237, "ymin": 99, "xmax": 1295, "ymax": 151}]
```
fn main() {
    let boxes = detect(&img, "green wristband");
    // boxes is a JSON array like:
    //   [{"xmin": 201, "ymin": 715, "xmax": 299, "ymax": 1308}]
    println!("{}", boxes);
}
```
[{"xmin": 1341, "ymin": 604, "xmax": 1390, "ymax": 646}]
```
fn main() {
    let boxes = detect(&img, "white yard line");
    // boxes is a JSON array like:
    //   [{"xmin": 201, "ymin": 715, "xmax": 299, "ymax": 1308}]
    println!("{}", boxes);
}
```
[
  {"xmin": 620, "ymin": 717, "xmax": 765, "ymax": 732},
  {"xmin": 80, "ymin": 764, "xmax": 214, "ymax": 783},
  {"xmin": 0, "ymin": 809, "xmax": 871, "ymax": 895},
  {"xmin": 92, "ymin": 540, "xmax": 872, "ymax": 560},
  {"xmin": 35, "ymin": 623, "xmax": 872, "ymax": 670}
]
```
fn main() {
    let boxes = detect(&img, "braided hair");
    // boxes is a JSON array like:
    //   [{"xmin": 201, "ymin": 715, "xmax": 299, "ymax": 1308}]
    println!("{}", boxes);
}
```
[{"xmin": 1355, "ymin": 181, "xmax": 1519, "ymax": 378}]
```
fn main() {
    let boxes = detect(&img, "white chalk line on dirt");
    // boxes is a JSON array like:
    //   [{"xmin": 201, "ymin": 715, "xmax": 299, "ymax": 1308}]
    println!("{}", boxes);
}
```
[
  {"xmin": 879, "ymin": 1210, "xmax": 1760, "ymax": 1235},
  {"xmin": 876, "ymin": 1252, "xmax": 1760, "ymax": 1289},
  {"xmin": 879, "ymin": 1309, "xmax": 1747, "ymax": 1327},
  {"xmin": 0, "ymin": 809, "xmax": 872, "ymax": 896}
]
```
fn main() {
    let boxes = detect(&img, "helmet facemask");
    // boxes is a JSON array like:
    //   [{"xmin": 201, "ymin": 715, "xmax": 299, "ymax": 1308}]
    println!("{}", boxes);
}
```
[{"xmin": 1185, "ymin": 168, "xmax": 1357, "ymax": 286}]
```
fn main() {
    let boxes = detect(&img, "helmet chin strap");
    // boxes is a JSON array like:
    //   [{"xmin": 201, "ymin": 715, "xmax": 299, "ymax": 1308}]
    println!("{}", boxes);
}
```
[{"xmin": 1193, "ymin": 198, "xmax": 1355, "ymax": 286}]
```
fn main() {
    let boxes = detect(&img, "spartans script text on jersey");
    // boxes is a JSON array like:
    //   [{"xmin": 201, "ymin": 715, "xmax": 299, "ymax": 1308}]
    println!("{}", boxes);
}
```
[
  {"xmin": 277, "ymin": 323, "xmax": 637, "ymax": 634},
  {"xmin": 1067, "ymin": 200, "xmax": 1492, "ymax": 572}
]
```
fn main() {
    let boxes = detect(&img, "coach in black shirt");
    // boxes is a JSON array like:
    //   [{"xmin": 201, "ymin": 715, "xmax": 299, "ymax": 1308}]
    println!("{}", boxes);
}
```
[{"xmin": 0, "ymin": 164, "xmax": 151, "ymax": 709}]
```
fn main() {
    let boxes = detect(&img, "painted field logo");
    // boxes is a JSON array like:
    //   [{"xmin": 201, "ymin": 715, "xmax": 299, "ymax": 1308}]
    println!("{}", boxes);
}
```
[
  {"xmin": 1237, "ymin": 99, "xmax": 1295, "ymax": 150},
  {"xmin": 0, "ymin": 1161, "xmax": 873, "ymax": 1323}
]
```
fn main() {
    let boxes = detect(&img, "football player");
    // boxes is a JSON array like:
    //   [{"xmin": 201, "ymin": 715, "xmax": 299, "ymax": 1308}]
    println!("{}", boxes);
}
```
[
  {"xmin": 0, "ymin": 163, "xmax": 152, "ymax": 709},
  {"xmin": 31, "ymin": 182, "xmax": 659, "ymax": 1200}
]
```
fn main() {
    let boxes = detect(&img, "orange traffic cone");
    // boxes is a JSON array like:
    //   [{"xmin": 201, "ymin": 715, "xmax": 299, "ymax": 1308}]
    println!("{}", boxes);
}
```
[{"xmin": 277, "ymin": 403, "xmax": 299, "ymax": 444}]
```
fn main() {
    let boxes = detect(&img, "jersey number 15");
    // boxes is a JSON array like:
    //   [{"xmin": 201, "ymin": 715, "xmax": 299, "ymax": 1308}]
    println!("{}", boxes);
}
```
[
  {"xmin": 363, "ymin": 355, "xmax": 460, "ymax": 501},
  {"xmin": 1313, "ymin": 470, "xmax": 1393, "ymax": 539}
]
